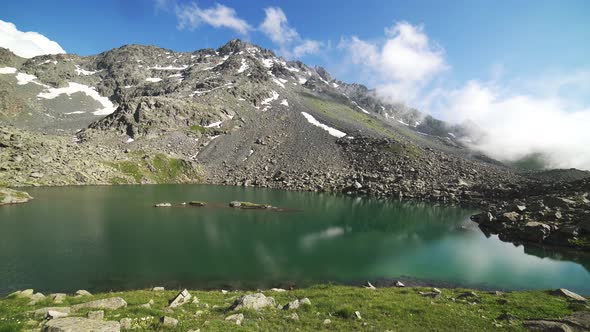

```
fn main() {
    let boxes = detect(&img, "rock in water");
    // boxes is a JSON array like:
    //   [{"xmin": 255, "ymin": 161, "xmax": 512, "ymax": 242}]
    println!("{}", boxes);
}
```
[
  {"xmin": 71, "ymin": 297, "xmax": 127, "ymax": 311},
  {"xmin": 230, "ymin": 293, "xmax": 276, "ymax": 311},
  {"xmin": 0, "ymin": 187, "xmax": 33, "ymax": 206},
  {"xmin": 42, "ymin": 317, "xmax": 120, "ymax": 332},
  {"xmin": 168, "ymin": 289, "xmax": 192, "ymax": 308},
  {"xmin": 154, "ymin": 202, "xmax": 172, "ymax": 207},
  {"xmin": 550, "ymin": 288, "xmax": 587, "ymax": 302}
]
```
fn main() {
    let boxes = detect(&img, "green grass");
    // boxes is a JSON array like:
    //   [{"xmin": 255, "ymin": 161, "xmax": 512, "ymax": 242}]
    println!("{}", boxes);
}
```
[
  {"xmin": 104, "ymin": 154, "xmax": 203, "ymax": 185},
  {"xmin": 1, "ymin": 286, "xmax": 586, "ymax": 331},
  {"xmin": 189, "ymin": 125, "xmax": 208, "ymax": 133},
  {"xmin": 301, "ymin": 93, "xmax": 397, "ymax": 139}
]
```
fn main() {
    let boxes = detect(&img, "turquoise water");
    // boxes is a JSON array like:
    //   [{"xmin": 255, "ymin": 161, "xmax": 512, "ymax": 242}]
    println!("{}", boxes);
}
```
[{"xmin": 0, "ymin": 184, "xmax": 589, "ymax": 296}]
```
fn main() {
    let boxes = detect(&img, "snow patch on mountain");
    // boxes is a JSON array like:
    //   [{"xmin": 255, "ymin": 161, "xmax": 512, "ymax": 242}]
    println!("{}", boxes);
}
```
[
  {"xmin": 300, "ymin": 112, "xmax": 347, "ymax": 138},
  {"xmin": 37, "ymin": 82, "xmax": 116, "ymax": 115},
  {"xmin": 261, "ymin": 90, "xmax": 280, "ymax": 105}
]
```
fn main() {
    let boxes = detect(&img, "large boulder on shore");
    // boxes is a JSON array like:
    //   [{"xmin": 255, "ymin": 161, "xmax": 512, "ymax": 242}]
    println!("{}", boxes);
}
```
[
  {"xmin": 524, "ymin": 222, "xmax": 552, "ymax": 242},
  {"xmin": 71, "ymin": 297, "xmax": 127, "ymax": 311},
  {"xmin": 230, "ymin": 293, "xmax": 276, "ymax": 311},
  {"xmin": 42, "ymin": 317, "xmax": 120, "ymax": 332}
]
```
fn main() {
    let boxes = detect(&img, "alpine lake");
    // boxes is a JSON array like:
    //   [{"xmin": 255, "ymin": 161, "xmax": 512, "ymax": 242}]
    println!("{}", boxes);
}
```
[{"xmin": 1, "ymin": 184, "xmax": 589, "ymax": 296}]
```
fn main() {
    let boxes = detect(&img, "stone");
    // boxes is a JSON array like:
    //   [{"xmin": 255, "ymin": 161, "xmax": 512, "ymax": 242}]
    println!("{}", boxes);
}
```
[
  {"xmin": 287, "ymin": 313, "xmax": 299, "ymax": 321},
  {"xmin": 229, "ymin": 201, "xmax": 241, "ymax": 207},
  {"xmin": 30, "ymin": 172, "xmax": 44, "ymax": 178},
  {"xmin": 51, "ymin": 293, "xmax": 67, "ymax": 304},
  {"xmin": 353, "ymin": 311, "xmax": 362, "ymax": 320},
  {"xmin": 160, "ymin": 316, "xmax": 178, "ymax": 328},
  {"xmin": 221, "ymin": 290, "xmax": 229, "ymax": 294},
  {"xmin": 225, "ymin": 313, "xmax": 244, "ymax": 325},
  {"xmin": 154, "ymin": 202, "xmax": 172, "ymax": 207},
  {"xmin": 394, "ymin": 281, "xmax": 405, "ymax": 288},
  {"xmin": 71, "ymin": 297, "xmax": 128, "ymax": 311},
  {"xmin": 500, "ymin": 212, "xmax": 520, "ymax": 223},
  {"xmin": 28, "ymin": 292, "xmax": 46, "ymax": 305},
  {"xmin": 353, "ymin": 181, "xmax": 362, "ymax": 189},
  {"xmin": 471, "ymin": 212, "xmax": 494, "ymax": 224},
  {"xmin": 524, "ymin": 222, "xmax": 552, "ymax": 242},
  {"xmin": 75, "ymin": 290, "xmax": 92, "ymax": 297},
  {"xmin": 46, "ymin": 310, "xmax": 69, "ymax": 319},
  {"xmin": 365, "ymin": 281, "xmax": 377, "ymax": 290},
  {"xmin": 282, "ymin": 298, "xmax": 311, "ymax": 310},
  {"xmin": 42, "ymin": 317, "xmax": 120, "ymax": 332},
  {"xmin": 269, "ymin": 288, "xmax": 287, "ymax": 292},
  {"xmin": 191, "ymin": 297, "xmax": 200, "ymax": 304},
  {"xmin": 323, "ymin": 319, "xmax": 332, "ymax": 325},
  {"xmin": 230, "ymin": 293, "xmax": 276, "ymax": 311},
  {"xmin": 88, "ymin": 310, "xmax": 104, "ymax": 320},
  {"xmin": 457, "ymin": 291, "xmax": 478, "ymax": 299},
  {"xmin": 35, "ymin": 307, "xmax": 71, "ymax": 318},
  {"xmin": 119, "ymin": 318, "xmax": 132, "ymax": 330},
  {"xmin": 523, "ymin": 320, "xmax": 573, "ymax": 332},
  {"xmin": 168, "ymin": 289, "xmax": 192, "ymax": 308},
  {"xmin": 18, "ymin": 289, "xmax": 35, "ymax": 298},
  {"xmin": 152, "ymin": 287, "xmax": 165, "ymax": 291},
  {"xmin": 561, "ymin": 311, "xmax": 590, "ymax": 330},
  {"xmin": 550, "ymin": 289, "xmax": 587, "ymax": 302},
  {"xmin": 194, "ymin": 310, "xmax": 204, "ymax": 317}
]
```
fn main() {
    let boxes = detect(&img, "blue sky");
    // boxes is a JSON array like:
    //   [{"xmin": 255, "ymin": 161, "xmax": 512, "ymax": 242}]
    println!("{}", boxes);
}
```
[
  {"xmin": 2, "ymin": 0, "xmax": 590, "ymax": 169},
  {"xmin": 1, "ymin": 0, "xmax": 588, "ymax": 85}
]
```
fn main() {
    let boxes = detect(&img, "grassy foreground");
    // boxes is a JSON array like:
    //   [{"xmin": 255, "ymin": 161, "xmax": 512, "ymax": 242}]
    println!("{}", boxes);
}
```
[{"xmin": 0, "ymin": 285, "xmax": 587, "ymax": 331}]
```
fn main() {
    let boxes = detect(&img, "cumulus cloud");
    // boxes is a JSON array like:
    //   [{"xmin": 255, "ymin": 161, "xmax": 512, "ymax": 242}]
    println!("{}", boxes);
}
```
[
  {"xmin": 259, "ymin": 7, "xmax": 298, "ymax": 44},
  {"xmin": 293, "ymin": 39, "xmax": 321, "ymax": 57},
  {"xmin": 176, "ymin": 2, "xmax": 252, "ymax": 34},
  {"xmin": 0, "ymin": 20, "xmax": 65, "ymax": 58},
  {"xmin": 430, "ymin": 78, "xmax": 590, "ymax": 170},
  {"xmin": 340, "ymin": 22, "xmax": 446, "ymax": 103},
  {"xmin": 259, "ymin": 7, "xmax": 321, "ymax": 59},
  {"xmin": 341, "ymin": 20, "xmax": 590, "ymax": 170}
]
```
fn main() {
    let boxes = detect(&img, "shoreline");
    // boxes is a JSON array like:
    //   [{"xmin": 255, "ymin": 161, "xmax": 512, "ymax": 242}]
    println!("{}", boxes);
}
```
[{"xmin": 1, "ymin": 285, "xmax": 588, "ymax": 331}]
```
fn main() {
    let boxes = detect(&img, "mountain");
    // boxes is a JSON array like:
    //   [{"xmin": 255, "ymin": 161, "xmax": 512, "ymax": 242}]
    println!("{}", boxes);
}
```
[{"xmin": 0, "ymin": 39, "xmax": 501, "ymax": 187}]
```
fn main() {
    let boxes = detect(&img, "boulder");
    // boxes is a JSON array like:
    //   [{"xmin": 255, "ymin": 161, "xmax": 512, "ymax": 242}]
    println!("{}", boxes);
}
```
[
  {"xmin": 35, "ymin": 307, "xmax": 71, "ymax": 318},
  {"xmin": 46, "ymin": 310, "xmax": 69, "ymax": 320},
  {"xmin": 87, "ymin": 310, "xmax": 104, "ymax": 320},
  {"xmin": 287, "ymin": 312, "xmax": 299, "ymax": 321},
  {"xmin": 28, "ymin": 292, "xmax": 46, "ymax": 305},
  {"xmin": 230, "ymin": 293, "xmax": 276, "ymax": 311},
  {"xmin": 160, "ymin": 316, "xmax": 178, "ymax": 328},
  {"xmin": 500, "ymin": 212, "xmax": 520, "ymax": 223},
  {"xmin": 75, "ymin": 290, "xmax": 92, "ymax": 297},
  {"xmin": 168, "ymin": 289, "xmax": 192, "ymax": 308},
  {"xmin": 282, "ymin": 298, "xmax": 311, "ymax": 310},
  {"xmin": 119, "ymin": 318, "xmax": 132, "ymax": 330},
  {"xmin": 72, "ymin": 297, "xmax": 128, "ymax": 311},
  {"xmin": 152, "ymin": 287, "xmax": 165, "ymax": 291},
  {"xmin": 17, "ymin": 289, "xmax": 35, "ymax": 298},
  {"xmin": 524, "ymin": 222, "xmax": 552, "ymax": 242},
  {"xmin": 523, "ymin": 320, "xmax": 573, "ymax": 332},
  {"xmin": 550, "ymin": 289, "xmax": 587, "ymax": 302},
  {"xmin": 225, "ymin": 313, "xmax": 244, "ymax": 325},
  {"xmin": 51, "ymin": 293, "xmax": 67, "ymax": 304},
  {"xmin": 42, "ymin": 317, "xmax": 120, "ymax": 332},
  {"xmin": 229, "ymin": 201, "xmax": 241, "ymax": 207},
  {"xmin": 394, "ymin": 281, "xmax": 405, "ymax": 288},
  {"xmin": 323, "ymin": 319, "xmax": 332, "ymax": 325}
]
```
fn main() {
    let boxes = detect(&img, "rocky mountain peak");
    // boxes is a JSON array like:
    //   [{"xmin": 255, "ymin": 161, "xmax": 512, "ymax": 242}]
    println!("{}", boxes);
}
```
[{"xmin": 217, "ymin": 39, "xmax": 251, "ymax": 55}]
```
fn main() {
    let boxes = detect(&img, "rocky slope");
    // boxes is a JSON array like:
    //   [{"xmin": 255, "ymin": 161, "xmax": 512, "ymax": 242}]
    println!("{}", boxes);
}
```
[{"xmin": 0, "ymin": 39, "xmax": 589, "ymax": 253}]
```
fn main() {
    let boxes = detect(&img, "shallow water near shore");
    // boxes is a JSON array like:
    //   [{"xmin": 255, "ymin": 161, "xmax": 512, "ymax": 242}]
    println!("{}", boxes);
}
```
[{"xmin": 1, "ymin": 184, "xmax": 589, "ymax": 296}]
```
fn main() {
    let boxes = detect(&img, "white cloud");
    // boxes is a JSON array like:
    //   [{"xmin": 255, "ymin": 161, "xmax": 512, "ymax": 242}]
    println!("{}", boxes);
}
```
[
  {"xmin": 432, "ymin": 78, "xmax": 590, "ymax": 170},
  {"xmin": 340, "ymin": 21, "xmax": 446, "ymax": 103},
  {"xmin": 293, "ymin": 39, "xmax": 321, "ymax": 57},
  {"xmin": 259, "ymin": 7, "xmax": 321, "ymax": 59},
  {"xmin": 176, "ymin": 2, "xmax": 251, "ymax": 34},
  {"xmin": 0, "ymin": 20, "xmax": 65, "ymax": 58},
  {"xmin": 259, "ymin": 7, "xmax": 298, "ymax": 44}
]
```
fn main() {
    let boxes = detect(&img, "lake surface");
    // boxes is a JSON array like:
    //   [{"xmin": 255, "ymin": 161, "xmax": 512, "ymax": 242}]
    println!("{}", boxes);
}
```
[{"xmin": 1, "ymin": 185, "xmax": 589, "ymax": 296}]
